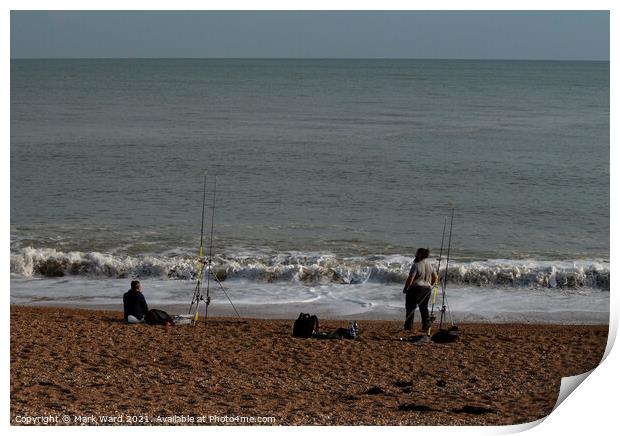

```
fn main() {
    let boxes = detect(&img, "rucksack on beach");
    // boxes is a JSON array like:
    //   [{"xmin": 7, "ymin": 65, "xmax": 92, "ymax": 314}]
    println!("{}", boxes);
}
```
[
  {"xmin": 293, "ymin": 313, "xmax": 319, "ymax": 338},
  {"xmin": 145, "ymin": 309, "xmax": 175, "ymax": 326}
]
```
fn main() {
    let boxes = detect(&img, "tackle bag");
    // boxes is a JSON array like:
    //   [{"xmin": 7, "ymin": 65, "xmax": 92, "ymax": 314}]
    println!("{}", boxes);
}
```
[
  {"xmin": 145, "ymin": 309, "xmax": 175, "ymax": 326},
  {"xmin": 292, "ymin": 313, "xmax": 319, "ymax": 338},
  {"xmin": 431, "ymin": 326, "xmax": 459, "ymax": 343}
]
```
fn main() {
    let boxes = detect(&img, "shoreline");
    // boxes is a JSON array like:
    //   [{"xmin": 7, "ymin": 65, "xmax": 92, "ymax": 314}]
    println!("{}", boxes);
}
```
[
  {"xmin": 9, "ymin": 301, "xmax": 610, "ymax": 325},
  {"xmin": 11, "ymin": 305, "xmax": 608, "ymax": 425}
]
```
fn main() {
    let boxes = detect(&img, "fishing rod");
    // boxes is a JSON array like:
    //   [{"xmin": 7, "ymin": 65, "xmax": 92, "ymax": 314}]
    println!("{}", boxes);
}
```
[
  {"xmin": 439, "ymin": 207, "xmax": 455, "ymax": 330},
  {"xmin": 188, "ymin": 174, "xmax": 242, "ymax": 326},
  {"xmin": 402, "ymin": 217, "xmax": 447, "ymax": 329},
  {"xmin": 204, "ymin": 176, "xmax": 217, "ymax": 326},
  {"xmin": 189, "ymin": 174, "xmax": 208, "ymax": 321},
  {"xmin": 426, "ymin": 215, "xmax": 447, "ymax": 336}
]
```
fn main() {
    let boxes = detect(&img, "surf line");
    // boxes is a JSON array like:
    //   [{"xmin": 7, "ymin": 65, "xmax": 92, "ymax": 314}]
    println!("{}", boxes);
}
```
[{"xmin": 188, "ymin": 174, "xmax": 241, "ymax": 326}]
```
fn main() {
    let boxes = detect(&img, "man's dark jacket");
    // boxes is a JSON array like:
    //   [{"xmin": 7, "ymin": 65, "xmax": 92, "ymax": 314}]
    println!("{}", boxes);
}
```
[{"xmin": 123, "ymin": 289, "xmax": 149, "ymax": 321}]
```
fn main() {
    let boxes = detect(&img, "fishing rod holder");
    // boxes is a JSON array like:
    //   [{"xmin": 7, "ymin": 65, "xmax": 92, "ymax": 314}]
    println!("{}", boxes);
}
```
[
  {"xmin": 189, "ymin": 256, "xmax": 240, "ymax": 324},
  {"xmin": 189, "ymin": 174, "xmax": 241, "ymax": 326}
]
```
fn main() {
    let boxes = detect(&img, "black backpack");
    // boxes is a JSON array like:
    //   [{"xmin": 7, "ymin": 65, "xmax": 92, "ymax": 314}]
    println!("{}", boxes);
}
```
[
  {"xmin": 145, "ymin": 309, "xmax": 175, "ymax": 326},
  {"xmin": 431, "ymin": 326, "xmax": 459, "ymax": 343},
  {"xmin": 292, "ymin": 313, "xmax": 319, "ymax": 338}
]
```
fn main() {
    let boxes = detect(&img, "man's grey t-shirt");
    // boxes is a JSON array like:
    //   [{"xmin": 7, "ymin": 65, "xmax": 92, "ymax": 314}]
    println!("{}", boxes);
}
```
[{"xmin": 409, "ymin": 259, "xmax": 434, "ymax": 287}]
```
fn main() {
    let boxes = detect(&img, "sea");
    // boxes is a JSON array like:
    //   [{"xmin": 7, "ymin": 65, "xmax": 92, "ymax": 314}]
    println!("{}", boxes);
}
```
[{"xmin": 10, "ymin": 59, "xmax": 610, "ymax": 323}]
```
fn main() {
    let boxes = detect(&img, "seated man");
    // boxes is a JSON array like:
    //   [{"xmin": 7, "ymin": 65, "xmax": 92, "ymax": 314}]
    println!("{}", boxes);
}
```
[{"xmin": 123, "ymin": 280, "xmax": 149, "ymax": 323}]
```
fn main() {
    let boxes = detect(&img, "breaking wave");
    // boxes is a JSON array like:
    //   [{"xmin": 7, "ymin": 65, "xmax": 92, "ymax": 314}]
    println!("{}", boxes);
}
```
[{"xmin": 10, "ymin": 247, "xmax": 610, "ymax": 290}]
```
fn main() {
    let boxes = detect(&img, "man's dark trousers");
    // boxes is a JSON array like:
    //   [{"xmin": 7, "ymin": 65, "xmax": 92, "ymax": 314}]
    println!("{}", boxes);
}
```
[{"xmin": 404, "ymin": 285, "xmax": 432, "ymax": 330}]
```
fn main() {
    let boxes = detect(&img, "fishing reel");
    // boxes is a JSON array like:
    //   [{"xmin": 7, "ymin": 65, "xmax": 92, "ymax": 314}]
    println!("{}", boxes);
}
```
[
  {"xmin": 198, "ymin": 256, "xmax": 212, "ymax": 266},
  {"xmin": 197, "ymin": 294, "xmax": 211, "ymax": 305}
]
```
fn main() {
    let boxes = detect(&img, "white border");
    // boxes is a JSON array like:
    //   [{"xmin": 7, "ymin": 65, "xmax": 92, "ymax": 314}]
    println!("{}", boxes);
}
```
[{"xmin": 4, "ymin": 3, "xmax": 615, "ymax": 435}]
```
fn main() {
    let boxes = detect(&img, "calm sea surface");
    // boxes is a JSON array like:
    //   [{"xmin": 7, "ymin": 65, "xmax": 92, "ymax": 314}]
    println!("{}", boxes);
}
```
[{"xmin": 9, "ymin": 60, "xmax": 610, "ymax": 319}]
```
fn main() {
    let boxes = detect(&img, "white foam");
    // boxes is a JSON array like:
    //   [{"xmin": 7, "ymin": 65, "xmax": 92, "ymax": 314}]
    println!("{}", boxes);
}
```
[
  {"xmin": 10, "ymin": 247, "xmax": 610, "ymax": 292},
  {"xmin": 10, "ymin": 277, "xmax": 609, "ymax": 324}
]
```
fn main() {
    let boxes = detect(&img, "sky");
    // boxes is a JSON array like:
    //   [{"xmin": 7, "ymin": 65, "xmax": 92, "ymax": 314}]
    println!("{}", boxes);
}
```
[{"xmin": 10, "ymin": 11, "xmax": 610, "ymax": 60}]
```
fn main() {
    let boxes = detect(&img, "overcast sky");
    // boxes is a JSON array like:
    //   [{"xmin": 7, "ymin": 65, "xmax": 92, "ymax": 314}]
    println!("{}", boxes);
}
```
[{"xmin": 10, "ymin": 11, "xmax": 610, "ymax": 60}]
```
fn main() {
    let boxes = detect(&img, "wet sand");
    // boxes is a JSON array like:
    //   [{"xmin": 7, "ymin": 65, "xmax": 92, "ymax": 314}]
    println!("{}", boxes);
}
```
[{"xmin": 10, "ymin": 306, "xmax": 608, "ymax": 425}]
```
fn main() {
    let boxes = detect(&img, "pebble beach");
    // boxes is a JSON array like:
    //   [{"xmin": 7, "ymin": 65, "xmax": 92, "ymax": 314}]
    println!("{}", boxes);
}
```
[{"xmin": 10, "ymin": 306, "xmax": 608, "ymax": 425}]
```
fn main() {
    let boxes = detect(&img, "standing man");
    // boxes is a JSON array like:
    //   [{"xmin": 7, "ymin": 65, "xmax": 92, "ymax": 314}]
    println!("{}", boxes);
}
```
[
  {"xmin": 123, "ymin": 280, "xmax": 149, "ymax": 323},
  {"xmin": 403, "ymin": 248, "xmax": 437, "ymax": 331}
]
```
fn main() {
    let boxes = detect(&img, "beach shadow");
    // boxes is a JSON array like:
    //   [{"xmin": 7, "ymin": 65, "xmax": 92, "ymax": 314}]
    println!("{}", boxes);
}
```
[
  {"xmin": 363, "ymin": 386, "xmax": 386, "ymax": 395},
  {"xmin": 398, "ymin": 403, "xmax": 437, "ymax": 412},
  {"xmin": 397, "ymin": 334, "xmax": 432, "ymax": 345},
  {"xmin": 451, "ymin": 405, "xmax": 495, "ymax": 415}
]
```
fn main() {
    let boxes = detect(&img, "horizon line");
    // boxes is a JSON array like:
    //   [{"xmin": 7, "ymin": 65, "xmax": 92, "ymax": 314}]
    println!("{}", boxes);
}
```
[{"xmin": 9, "ymin": 56, "xmax": 610, "ymax": 62}]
